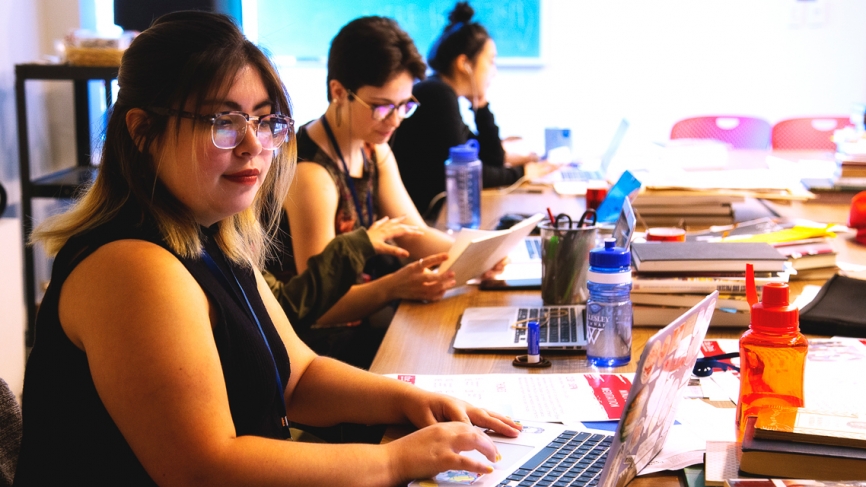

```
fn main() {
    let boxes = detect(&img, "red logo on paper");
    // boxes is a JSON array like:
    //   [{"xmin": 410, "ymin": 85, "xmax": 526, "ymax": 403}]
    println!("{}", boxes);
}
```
[
  {"xmin": 584, "ymin": 374, "xmax": 632, "ymax": 420},
  {"xmin": 701, "ymin": 340, "xmax": 724, "ymax": 356},
  {"xmin": 396, "ymin": 375, "xmax": 416, "ymax": 384}
]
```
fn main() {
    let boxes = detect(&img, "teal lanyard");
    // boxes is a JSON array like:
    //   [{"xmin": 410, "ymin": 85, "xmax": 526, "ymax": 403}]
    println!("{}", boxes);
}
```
[{"xmin": 201, "ymin": 249, "xmax": 291, "ymax": 440}]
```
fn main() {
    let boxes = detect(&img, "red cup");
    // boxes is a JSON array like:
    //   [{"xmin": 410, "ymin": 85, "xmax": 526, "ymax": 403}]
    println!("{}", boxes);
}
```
[
  {"xmin": 646, "ymin": 227, "xmax": 686, "ymax": 242},
  {"xmin": 585, "ymin": 185, "xmax": 608, "ymax": 211}
]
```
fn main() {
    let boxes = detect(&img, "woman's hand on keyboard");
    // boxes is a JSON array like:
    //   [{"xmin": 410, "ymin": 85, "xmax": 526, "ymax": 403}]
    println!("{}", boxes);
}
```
[
  {"xmin": 387, "ymin": 421, "xmax": 500, "ymax": 482},
  {"xmin": 387, "ymin": 389, "xmax": 521, "ymax": 481}
]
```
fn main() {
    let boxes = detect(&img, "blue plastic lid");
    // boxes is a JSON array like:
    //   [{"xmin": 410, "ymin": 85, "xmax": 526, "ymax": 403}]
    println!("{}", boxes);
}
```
[
  {"xmin": 449, "ymin": 139, "xmax": 480, "ymax": 163},
  {"xmin": 589, "ymin": 238, "xmax": 631, "ymax": 269}
]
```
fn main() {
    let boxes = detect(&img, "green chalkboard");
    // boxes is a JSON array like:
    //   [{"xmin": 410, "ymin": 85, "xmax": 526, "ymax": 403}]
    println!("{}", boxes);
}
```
[{"xmin": 256, "ymin": 0, "xmax": 540, "ymax": 62}]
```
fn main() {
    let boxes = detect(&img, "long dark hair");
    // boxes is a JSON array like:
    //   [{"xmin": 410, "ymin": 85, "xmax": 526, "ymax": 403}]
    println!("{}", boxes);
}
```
[
  {"xmin": 427, "ymin": 2, "xmax": 490, "ymax": 76},
  {"xmin": 326, "ymin": 16, "xmax": 426, "ymax": 100}
]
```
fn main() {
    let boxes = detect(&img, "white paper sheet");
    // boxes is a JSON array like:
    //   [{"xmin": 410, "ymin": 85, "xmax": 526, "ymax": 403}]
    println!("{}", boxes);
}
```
[{"xmin": 386, "ymin": 373, "xmax": 634, "ymax": 423}]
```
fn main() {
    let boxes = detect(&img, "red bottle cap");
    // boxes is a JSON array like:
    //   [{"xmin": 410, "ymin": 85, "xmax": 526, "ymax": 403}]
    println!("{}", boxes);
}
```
[{"xmin": 750, "ymin": 282, "xmax": 799, "ymax": 332}]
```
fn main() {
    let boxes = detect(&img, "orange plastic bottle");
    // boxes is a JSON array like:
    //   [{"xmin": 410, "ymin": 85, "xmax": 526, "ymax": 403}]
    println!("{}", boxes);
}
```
[{"xmin": 735, "ymin": 282, "xmax": 809, "ymax": 442}]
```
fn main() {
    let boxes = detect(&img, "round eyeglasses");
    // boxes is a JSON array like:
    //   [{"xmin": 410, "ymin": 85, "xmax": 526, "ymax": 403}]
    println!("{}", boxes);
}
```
[
  {"xmin": 347, "ymin": 89, "xmax": 419, "ymax": 121},
  {"xmin": 150, "ymin": 107, "xmax": 294, "ymax": 150}
]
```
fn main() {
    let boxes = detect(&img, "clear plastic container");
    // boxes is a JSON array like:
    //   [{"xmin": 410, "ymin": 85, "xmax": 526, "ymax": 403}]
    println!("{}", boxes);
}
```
[
  {"xmin": 585, "ymin": 239, "xmax": 632, "ymax": 367},
  {"xmin": 445, "ymin": 140, "xmax": 481, "ymax": 231}
]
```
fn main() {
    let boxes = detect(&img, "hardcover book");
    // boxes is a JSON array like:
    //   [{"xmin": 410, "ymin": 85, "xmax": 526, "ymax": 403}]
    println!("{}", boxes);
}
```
[
  {"xmin": 739, "ymin": 416, "xmax": 866, "ymax": 481},
  {"xmin": 753, "ymin": 407, "xmax": 866, "ymax": 450},
  {"xmin": 631, "ymin": 242, "xmax": 787, "ymax": 273}
]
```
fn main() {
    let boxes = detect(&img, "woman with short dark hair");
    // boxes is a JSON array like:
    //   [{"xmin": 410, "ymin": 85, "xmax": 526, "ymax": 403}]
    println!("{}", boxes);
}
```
[{"xmin": 268, "ymin": 16, "xmax": 462, "ymax": 368}]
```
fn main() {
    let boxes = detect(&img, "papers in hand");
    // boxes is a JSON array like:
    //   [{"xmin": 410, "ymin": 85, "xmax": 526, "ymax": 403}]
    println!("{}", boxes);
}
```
[{"xmin": 440, "ymin": 213, "xmax": 544, "ymax": 286}]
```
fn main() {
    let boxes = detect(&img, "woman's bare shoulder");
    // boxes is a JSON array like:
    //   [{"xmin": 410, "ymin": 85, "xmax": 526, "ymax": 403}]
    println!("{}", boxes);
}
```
[{"xmin": 60, "ymin": 239, "xmax": 209, "ymax": 347}]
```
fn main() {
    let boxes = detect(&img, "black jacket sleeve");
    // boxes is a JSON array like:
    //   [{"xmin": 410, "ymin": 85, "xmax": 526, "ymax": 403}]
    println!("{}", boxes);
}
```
[
  {"xmin": 391, "ymin": 79, "xmax": 470, "ymax": 213},
  {"xmin": 263, "ymin": 228, "xmax": 375, "ymax": 331},
  {"xmin": 472, "ymin": 103, "xmax": 524, "ymax": 188},
  {"xmin": 391, "ymin": 78, "xmax": 523, "ymax": 213}
]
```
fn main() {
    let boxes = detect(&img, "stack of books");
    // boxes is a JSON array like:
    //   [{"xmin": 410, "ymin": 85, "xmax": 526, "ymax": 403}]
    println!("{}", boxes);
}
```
[
  {"xmin": 775, "ymin": 237, "xmax": 838, "ymax": 280},
  {"xmin": 739, "ymin": 408, "xmax": 866, "ymax": 480},
  {"xmin": 630, "ymin": 241, "xmax": 789, "ymax": 326},
  {"xmin": 834, "ymin": 138, "xmax": 866, "ymax": 191},
  {"xmin": 688, "ymin": 218, "xmax": 839, "ymax": 281},
  {"xmin": 632, "ymin": 190, "xmax": 744, "ymax": 227}
]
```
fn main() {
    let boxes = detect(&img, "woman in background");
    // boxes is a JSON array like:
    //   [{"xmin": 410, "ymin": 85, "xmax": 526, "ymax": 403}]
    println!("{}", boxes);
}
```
[
  {"xmin": 268, "ymin": 16, "xmax": 459, "ymax": 368},
  {"xmin": 14, "ymin": 11, "xmax": 519, "ymax": 485},
  {"xmin": 391, "ymin": 1, "xmax": 544, "ymax": 215}
]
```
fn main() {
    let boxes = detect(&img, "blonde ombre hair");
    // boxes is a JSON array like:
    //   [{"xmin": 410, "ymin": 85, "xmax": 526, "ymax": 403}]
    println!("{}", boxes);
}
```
[{"xmin": 30, "ymin": 11, "xmax": 294, "ymax": 269}]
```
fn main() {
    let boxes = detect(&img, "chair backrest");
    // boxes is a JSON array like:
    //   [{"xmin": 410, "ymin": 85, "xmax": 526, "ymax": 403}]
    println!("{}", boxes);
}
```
[
  {"xmin": 771, "ymin": 117, "xmax": 850, "ymax": 150},
  {"xmin": 0, "ymin": 378, "xmax": 21, "ymax": 487},
  {"xmin": 670, "ymin": 116, "xmax": 772, "ymax": 149}
]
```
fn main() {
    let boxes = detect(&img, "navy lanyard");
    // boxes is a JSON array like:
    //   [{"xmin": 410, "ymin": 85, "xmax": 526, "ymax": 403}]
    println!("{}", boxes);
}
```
[
  {"xmin": 201, "ymin": 249, "xmax": 291, "ymax": 440},
  {"xmin": 320, "ymin": 115, "xmax": 373, "ymax": 228}
]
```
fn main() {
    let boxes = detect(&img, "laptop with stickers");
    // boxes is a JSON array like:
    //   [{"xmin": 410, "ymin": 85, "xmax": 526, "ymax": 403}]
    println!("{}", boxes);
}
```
[{"xmin": 413, "ymin": 292, "xmax": 718, "ymax": 487}]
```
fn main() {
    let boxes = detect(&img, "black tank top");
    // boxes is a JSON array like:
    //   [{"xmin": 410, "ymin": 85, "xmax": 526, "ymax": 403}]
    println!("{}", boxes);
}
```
[{"xmin": 14, "ymin": 207, "xmax": 291, "ymax": 486}]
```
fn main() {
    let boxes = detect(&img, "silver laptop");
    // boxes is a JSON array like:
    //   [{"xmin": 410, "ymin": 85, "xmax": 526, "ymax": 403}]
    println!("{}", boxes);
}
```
[
  {"xmin": 469, "ymin": 199, "xmax": 637, "ymax": 331},
  {"xmin": 417, "ymin": 293, "xmax": 718, "ymax": 487},
  {"xmin": 534, "ymin": 119, "xmax": 630, "ymax": 184}
]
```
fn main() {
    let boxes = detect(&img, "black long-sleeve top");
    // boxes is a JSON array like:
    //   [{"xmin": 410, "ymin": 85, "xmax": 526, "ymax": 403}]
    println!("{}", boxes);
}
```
[{"xmin": 391, "ymin": 75, "xmax": 524, "ymax": 213}]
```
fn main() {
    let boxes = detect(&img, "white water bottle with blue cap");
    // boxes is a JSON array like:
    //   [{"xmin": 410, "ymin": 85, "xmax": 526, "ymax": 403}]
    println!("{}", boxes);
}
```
[
  {"xmin": 586, "ymin": 238, "xmax": 633, "ymax": 367},
  {"xmin": 445, "ymin": 139, "xmax": 481, "ymax": 231}
]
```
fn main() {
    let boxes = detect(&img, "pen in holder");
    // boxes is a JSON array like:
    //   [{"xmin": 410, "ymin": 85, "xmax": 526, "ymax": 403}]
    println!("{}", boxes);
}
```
[{"xmin": 540, "ymin": 210, "xmax": 598, "ymax": 305}]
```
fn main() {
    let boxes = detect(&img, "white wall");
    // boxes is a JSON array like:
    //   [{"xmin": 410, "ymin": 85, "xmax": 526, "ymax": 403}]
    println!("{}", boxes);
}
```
[
  {"xmin": 276, "ymin": 0, "xmax": 866, "ymax": 158},
  {"xmin": 0, "ymin": 0, "xmax": 81, "ymax": 399}
]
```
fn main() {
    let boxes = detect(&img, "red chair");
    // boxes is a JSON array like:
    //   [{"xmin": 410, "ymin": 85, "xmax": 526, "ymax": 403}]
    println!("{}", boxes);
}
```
[
  {"xmin": 771, "ymin": 117, "xmax": 850, "ymax": 150},
  {"xmin": 670, "ymin": 116, "xmax": 772, "ymax": 149}
]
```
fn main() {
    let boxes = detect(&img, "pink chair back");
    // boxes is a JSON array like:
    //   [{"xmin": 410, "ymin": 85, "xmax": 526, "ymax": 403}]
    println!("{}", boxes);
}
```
[
  {"xmin": 771, "ymin": 117, "xmax": 850, "ymax": 150},
  {"xmin": 670, "ymin": 116, "xmax": 771, "ymax": 149}
]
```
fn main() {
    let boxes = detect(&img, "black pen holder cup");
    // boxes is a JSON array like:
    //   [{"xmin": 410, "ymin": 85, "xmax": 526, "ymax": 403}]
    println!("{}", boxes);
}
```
[{"xmin": 539, "ymin": 221, "xmax": 598, "ymax": 305}]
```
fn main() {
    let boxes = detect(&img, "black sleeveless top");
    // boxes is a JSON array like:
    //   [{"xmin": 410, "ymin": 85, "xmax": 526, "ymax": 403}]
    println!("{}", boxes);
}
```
[
  {"xmin": 14, "ymin": 208, "xmax": 291, "ymax": 486},
  {"xmin": 269, "ymin": 122, "xmax": 382, "ymax": 282}
]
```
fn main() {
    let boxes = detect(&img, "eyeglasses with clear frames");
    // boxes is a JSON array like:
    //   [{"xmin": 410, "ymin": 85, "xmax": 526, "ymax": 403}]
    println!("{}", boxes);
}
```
[
  {"xmin": 149, "ymin": 107, "xmax": 294, "ymax": 150},
  {"xmin": 347, "ymin": 90, "xmax": 420, "ymax": 121}
]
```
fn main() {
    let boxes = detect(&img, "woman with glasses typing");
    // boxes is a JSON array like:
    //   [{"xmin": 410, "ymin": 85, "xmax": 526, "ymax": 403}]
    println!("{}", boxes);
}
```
[
  {"xmin": 14, "ymin": 11, "xmax": 519, "ymax": 486},
  {"xmin": 391, "ymin": 1, "xmax": 546, "ymax": 214},
  {"xmin": 267, "ymin": 16, "xmax": 460, "ymax": 369}
]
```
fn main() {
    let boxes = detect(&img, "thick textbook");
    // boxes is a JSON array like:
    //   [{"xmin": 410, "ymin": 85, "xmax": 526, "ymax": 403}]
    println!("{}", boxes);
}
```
[
  {"xmin": 739, "ymin": 416, "xmax": 866, "ymax": 481},
  {"xmin": 631, "ymin": 292, "xmax": 750, "ymax": 311},
  {"xmin": 631, "ymin": 241, "xmax": 787, "ymax": 273},
  {"xmin": 633, "ymin": 305, "xmax": 748, "ymax": 327},
  {"xmin": 631, "ymin": 274, "xmax": 788, "ymax": 294},
  {"xmin": 753, "ymin": 407, "xmax": 866, "ymax": 449}
]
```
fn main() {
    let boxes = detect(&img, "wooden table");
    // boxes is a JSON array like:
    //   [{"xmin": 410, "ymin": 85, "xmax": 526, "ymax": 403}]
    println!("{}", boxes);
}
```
[{"xmin": 371, "ymin": 151, "xmax": 866, "ymax": 486}]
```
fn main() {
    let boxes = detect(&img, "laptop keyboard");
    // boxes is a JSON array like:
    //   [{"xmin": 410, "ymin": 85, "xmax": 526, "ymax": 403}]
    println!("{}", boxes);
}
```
[
  {"xmin": 495, "ymin": 430, "xmax": 611, "ymax": 487},
  {"xmin": 514, "ymin": 307, "xmax": 581, "ymax": 344},
  {"xmin": 525, "ymin": 238, "xmax": 542, "ymax": 260}
]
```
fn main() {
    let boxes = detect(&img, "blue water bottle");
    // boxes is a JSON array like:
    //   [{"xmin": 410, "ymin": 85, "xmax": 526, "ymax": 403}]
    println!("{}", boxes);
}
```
[
  {"xmin": 445, "ymin": 139, "xmax": 482, "ymax": 231},
  {"xmin": 586, "ymin": 238, "xmax": 632, "ymax": 367}
]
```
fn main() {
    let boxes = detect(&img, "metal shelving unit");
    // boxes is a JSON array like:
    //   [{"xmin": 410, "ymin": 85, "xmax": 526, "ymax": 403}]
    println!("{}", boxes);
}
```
[{"xmin": 16, "ymin": 63, "xmax": 117, "ymax": 346}]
